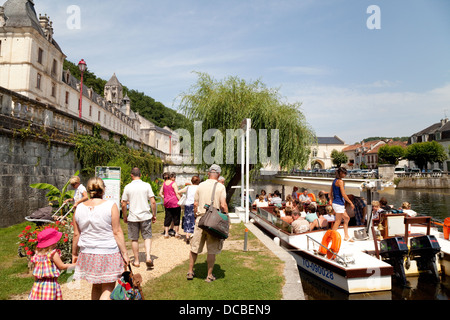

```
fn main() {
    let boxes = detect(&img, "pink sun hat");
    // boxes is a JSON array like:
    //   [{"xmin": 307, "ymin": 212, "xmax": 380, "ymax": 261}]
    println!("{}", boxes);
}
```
[{"xmin": 37, "ymin": 228, "xmax": 62, "ymax": 249}]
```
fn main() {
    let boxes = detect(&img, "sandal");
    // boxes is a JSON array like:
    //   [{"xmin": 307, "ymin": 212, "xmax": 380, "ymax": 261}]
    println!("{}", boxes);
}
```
[
  {"xmin": 187, "ymin": 272, "xmax": 195, "ymax": 280},
  {"xmin": 146, "ymin": 260, "xmax": 154, "ymax": 268},
  {"xmin": 205, "ymin": 275, "xmax": 216, "ymax": 283}
]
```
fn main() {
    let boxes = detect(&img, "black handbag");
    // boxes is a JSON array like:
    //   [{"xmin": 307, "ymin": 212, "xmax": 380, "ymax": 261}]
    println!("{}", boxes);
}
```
[{"xmin": 198, "ymin": 182, "xmax": 230, "ymax": 239}]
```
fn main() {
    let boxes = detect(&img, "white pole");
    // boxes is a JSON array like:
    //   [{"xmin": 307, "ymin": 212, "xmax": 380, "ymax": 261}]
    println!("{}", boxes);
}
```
[
  {"xmin": 245, "ymin": 118, "xmax": 251, "ymax": 223},
  {"xmin": 241, "ymin": 130, "xmax": 245, "ymax": 209}
]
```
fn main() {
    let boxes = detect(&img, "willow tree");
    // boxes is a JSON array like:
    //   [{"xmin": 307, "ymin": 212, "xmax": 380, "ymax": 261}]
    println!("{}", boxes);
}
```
[{"xmin": 177, "ymin": 72, "xmax": 316, "ymax": 202}]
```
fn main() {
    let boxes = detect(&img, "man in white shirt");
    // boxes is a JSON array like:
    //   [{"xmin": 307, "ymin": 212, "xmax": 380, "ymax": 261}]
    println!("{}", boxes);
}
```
[{"xmin": 121, "ymin": 167, "xmax": 157, "ymax": 269}]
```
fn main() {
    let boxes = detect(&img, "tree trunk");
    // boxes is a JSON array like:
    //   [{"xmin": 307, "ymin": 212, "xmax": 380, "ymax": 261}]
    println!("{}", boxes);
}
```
[{"xmin": 225, "ymin": 170, "xmax": 241, "ymax": 205}]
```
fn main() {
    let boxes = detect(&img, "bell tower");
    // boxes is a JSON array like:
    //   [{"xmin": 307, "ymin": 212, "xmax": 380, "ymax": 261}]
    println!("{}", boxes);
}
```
[{"xmin": 104, "ymin": 73, "xmax": 123, "ymax": 106}]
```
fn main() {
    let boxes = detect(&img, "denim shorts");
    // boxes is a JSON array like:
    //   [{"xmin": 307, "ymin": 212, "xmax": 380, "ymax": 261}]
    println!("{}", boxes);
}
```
[{"xmin": 128, "ymin": 220, "xmax": 152, "ymax": 241}]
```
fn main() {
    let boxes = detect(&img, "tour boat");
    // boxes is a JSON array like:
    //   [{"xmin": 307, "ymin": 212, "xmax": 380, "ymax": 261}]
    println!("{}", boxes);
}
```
[{"xmin": 250, "ymin": 205, "xmax": 450, "ymax": 294}]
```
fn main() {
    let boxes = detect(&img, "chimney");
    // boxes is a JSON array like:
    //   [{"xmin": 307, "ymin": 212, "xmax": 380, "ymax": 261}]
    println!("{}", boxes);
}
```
[{"xmin": 441, "ymin": 118, "xmax": 449, "ymax": 127}]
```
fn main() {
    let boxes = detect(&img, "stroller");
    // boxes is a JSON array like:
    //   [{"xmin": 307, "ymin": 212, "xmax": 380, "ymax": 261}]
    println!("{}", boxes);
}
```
[{"xmin": 25, "ymin": 203, "xmax": 75, "ymax": 226}]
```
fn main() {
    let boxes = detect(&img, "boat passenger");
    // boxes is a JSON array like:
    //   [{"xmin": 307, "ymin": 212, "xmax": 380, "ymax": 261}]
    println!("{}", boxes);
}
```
[
  {"xmin": 285, "ymin": 194, "xmax": 294, "ymax": 209},
  {"xmin": 401, "ymin": 202, "xmax": 417, "ymax": 217},
  {"xmin": 292, "ymin": 211, "xmax": 310, "ymax": 234},
  {"xmin": 270, "ymin": 190, "xmax": 283, "ymax": 206},
  {"xmin": 379, "ymin": 197, "xmax": 393, "ymax": 212},
  {"xmin": 273, "ymin": 207, "xmax": 281, "ymax": 218},
  {"xmin": 305, "ymin": 203, "xmax": 325, "ymax": 230},
  {"xmin": 281, "ymin": 207, "xmax": 294, "ymax": 224},
  {"xmin": 323, "ymin": 205, "xmax": 336, "ymax": 223},
  {"xmin": 260, "ymin": 190, "xmax": 268, "ymax": 201},
  {"xmin": 371, "ymin": 200, "xmax": 385, "ymax": 221},
  {"xmin": 298, "ymin": 188, "xmax": 311, "ymax": 207},
  {"xmin": 253, "ymin": 195, "xmax": 269, "ymax": 208},
  {"xmin": 292, "ymin": 187, "xmax": 299, "ymax": 200},
  {"xmin": 330, "ymin": 167, "xmax": 354, "ymax": 241},
  {"xmin": 317, "ymin": 191, "xmax": 328, "ymax": 206}
]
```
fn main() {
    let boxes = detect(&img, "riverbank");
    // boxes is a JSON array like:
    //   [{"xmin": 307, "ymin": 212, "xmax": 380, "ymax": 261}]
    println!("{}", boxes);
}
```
[{"xmin": 396, "ymin": 176, "xmax": 450, "ymax": 189}]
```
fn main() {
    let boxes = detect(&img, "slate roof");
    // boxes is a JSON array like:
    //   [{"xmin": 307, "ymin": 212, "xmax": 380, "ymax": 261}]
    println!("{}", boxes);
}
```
[
  {"xmin": 2, "ymin": 0, "xmax": 63, "ymax": 53},
  {"xmin": 317, "ymin": 136, "xmax": 345, "ymax": 145}
]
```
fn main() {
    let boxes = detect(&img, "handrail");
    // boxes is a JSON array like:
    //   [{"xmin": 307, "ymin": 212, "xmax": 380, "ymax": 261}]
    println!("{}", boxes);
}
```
[{"xmin": 306, "ymin": 235, "xmax": 348, "ymax": 267}]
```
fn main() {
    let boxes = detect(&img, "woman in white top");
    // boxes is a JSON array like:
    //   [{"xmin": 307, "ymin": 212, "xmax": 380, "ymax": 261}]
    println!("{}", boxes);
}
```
[
  {"xmin": 253, "ymin": 195, "xmax": 269, "ymax": 208},
  {"xmin": 65, "ymin": 175, "xmax": 89, "ymax": 209},
  {"xmin": 178, "ymin": 176, "xmax": 201, "ymax": 244},
  {"xmin": 72, "ymin": 177, "xmax": 129, "ymax": 300}
]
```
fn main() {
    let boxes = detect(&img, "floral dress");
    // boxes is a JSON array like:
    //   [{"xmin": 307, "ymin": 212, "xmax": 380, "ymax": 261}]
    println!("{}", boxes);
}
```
[{"xmin": 28, "ymin": 249, "xmax": 63, "ymax": 300}]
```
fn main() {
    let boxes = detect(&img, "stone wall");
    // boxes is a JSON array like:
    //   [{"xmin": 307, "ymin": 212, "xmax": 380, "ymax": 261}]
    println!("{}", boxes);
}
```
[
  {"xmin": 397, "ymin": 176, "xmax": 450, "ymax": 189},
  {"xmin": 0, "ymin": 134, "xmax": 81, "ymax": 227}
]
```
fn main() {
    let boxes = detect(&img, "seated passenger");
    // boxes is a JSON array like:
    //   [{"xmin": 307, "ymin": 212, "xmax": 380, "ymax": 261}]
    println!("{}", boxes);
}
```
[
  {"xmin": 371, "ymin": 200, "xmax": 386, "ymax": 220},
  {"xmin": 253, "ymin": 195, "xmax": 269, "ymax": 208},
  {"xmin": 305, "ymin": 203, "xmax": 326, "ymax": 229},
  {"xmin": 323, "ymin": 205, "xmax": 336, "ymax": 223},
  {"xmin": 292, "ymin": 211, "xmax": 310, "ymax": 234},
  {"xmin": 401, "ymin": 202, "xmax": 417, "ymax": 217},
  {"xmin": 281, "ymin": 207, "xmax": 294, "ymax": 224},
  {"xmin": 379, "ymin": 197, "xmax": 393, "ymax": 212},
  {"xmin": 260, "ymin": 189, "xmax": 268, "ymax": 201},
  {"xmin": 270, "ymin": 190, "xmax": 283, "ymax": 206},
  {"xmin": 285, "ymin": 194, "xmax": 294, "ymax": 209},
  {"xmin": 298, "ymin": 188, "xmax": 311, "ymax": 207},
  {"xmin": 273, "ymin": 207, "xmax": 281, "ymax": 218},
  {"xmin": 317, "ymin": 190, "xmax": 329, "ymax": 205}
]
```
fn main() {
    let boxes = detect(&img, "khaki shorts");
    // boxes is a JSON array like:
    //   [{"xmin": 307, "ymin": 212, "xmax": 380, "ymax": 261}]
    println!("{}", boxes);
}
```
[
  {"xmin": 190, "ymin": 217, "xmax": 224, "ymax": 255},
  {"xmin": 128, "ymin": 220, "xmax": 152, "ymax": 241}
]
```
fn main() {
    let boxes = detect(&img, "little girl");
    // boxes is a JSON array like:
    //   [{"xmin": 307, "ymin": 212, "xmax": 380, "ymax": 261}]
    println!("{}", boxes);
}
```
[{"xmin": 28, "ymin": 228, "xmax": 75, "ymax": 300}]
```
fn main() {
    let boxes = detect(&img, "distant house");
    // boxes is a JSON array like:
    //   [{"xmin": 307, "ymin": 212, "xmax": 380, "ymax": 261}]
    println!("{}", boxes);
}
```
[
  {"xmin": 342, "ymin": 139, "xmax": 407, "ymax": 169},
  {"xmin": 409, "ymin": 118, "xmax": 450, "ymax": 170},
  {"xmin": 309, "ymin": 136, "xmax": 347, "ymax": 169}
]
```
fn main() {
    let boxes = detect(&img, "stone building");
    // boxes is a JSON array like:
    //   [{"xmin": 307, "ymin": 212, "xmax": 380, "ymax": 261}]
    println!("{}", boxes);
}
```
[{"xmin": 0, "ymin": 0, "xmax": 178, "ymax": 156}]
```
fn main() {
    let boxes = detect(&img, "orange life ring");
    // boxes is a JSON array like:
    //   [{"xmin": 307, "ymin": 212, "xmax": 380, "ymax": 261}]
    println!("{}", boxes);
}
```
[
  {"xmin": 307, "ymin": 193, "xmax": 316, "ymax": 202},
  {"xmin": 319, "ymin": 230, "xmax": 341, "ymax": 259}
]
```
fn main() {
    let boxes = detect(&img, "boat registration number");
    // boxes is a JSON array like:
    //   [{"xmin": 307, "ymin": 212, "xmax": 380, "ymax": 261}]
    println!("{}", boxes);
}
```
[{"xmin": 302, "ymin": 258, "xmax": 334, "ymax": 280}]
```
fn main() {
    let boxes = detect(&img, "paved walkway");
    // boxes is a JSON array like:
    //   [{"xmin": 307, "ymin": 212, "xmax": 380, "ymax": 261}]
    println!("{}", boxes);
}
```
[{"xmin": 245, "ymin": 223, "xmax": 305, "ymax": 300}]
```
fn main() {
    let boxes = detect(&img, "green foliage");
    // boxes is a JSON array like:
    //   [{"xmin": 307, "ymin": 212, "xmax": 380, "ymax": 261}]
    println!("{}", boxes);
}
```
[
  {"xmin": 70, "ymin": 133, "xmax": 163, "ymax": 179},
  {"xmin": 378, "ymin": 144, "xmax": 406, "ymax": 165},
  {"xmin": 178, "ymin": 72, "xmax": 316, "ymax": 186},
  {"xmin": 30, "ymin": 171, "xmax": 79, "ymax": 208},
  {"xmin": 405, "ymin": 141, "xmax": 448, "ymax": 170},
  {"xmin": 64, "ymin": 60, "xmax": 191, "ymax": 131},
  {"xmin": 331, "ymin": 149, "xmax": 348, "ymax": 167},
  {"xmin": 63, "ymin": 60, "xmax": 107, "ymax": 97},
  {"xmin": 126, "ymin": 89, "xmax": 190, "ymax": 130}
]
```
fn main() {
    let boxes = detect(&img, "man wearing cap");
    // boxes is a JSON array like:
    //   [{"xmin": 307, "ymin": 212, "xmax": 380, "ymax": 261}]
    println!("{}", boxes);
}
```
[{"xmin": 187, "ymin": 164, "xmax": 228, "ymax": 282}]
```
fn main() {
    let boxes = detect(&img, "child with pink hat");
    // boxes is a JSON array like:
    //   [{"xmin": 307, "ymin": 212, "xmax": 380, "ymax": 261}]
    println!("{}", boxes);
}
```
[{"xmin": 28, "ymin": 228, "xmax": 75, "ymax": 300}]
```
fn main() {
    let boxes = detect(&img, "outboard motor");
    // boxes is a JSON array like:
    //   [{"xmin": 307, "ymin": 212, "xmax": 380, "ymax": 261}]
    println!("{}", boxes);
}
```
[
  {"xmin": 409, "ymin": 235, "xmax": 441, "ymax": 282},
  {"xmin": 379, "ymin": 237, "xmax": 409, "ymax": 286}
]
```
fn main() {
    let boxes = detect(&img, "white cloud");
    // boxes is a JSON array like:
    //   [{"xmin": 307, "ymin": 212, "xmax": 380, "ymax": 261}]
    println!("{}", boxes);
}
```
[{"xmin": 284, "ymin": 83, "xmax": 450, "ymax": 144}]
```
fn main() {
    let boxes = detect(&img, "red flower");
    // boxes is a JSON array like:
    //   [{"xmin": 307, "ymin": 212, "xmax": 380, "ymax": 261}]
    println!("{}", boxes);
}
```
[
  {"xmin": 64, "ymin": 238, "xmax": 68, "ymax": 243},
  {"xmin": 25, "ymin": 226, "xmax": 32, "ymax": 231},
  {"xmin": 26, "ymin": 251, "xmax": 33, "ymax": 256}
]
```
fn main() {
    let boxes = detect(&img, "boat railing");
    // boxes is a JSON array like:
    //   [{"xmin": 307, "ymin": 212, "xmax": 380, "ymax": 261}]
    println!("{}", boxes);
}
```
[
  {"xmin": 305, "ymin": 235, "xmax": 350, "ymax": 267},
  {"xmin": 257, "ymin": 207, "xmax": 293, "ymax": 234}
]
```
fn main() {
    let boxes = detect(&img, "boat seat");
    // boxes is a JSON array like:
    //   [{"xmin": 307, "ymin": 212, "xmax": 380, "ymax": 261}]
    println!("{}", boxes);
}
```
[{"xmin": 404, "ymin": 216, "xmax": 431, "ymax": 245}]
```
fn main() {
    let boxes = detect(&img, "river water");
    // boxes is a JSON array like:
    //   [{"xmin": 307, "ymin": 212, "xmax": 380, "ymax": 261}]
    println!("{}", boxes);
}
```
[{"xmin": 230, "ymin": 181, "xmax": 450, "ymax": 300}]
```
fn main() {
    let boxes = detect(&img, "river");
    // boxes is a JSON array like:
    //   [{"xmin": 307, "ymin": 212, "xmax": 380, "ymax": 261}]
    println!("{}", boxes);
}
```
[{"xmin": 229, "ymin": 181, "xmax": 450, "ymax": 300}]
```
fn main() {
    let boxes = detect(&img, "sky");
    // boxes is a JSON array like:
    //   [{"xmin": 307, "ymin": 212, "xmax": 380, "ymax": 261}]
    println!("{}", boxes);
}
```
[{"xmin": 32, "ymin": 0, "xmax": 450, "ymax": 144}]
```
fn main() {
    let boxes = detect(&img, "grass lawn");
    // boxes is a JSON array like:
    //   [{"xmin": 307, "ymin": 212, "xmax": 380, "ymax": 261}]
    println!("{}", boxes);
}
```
[
  {"xmin": 1, "ymin": 202, "xmax": 285, "ymax": 300},
  {"xmin": 142, "ymin": 220, "xmax": 285, "ymax": 300}
]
